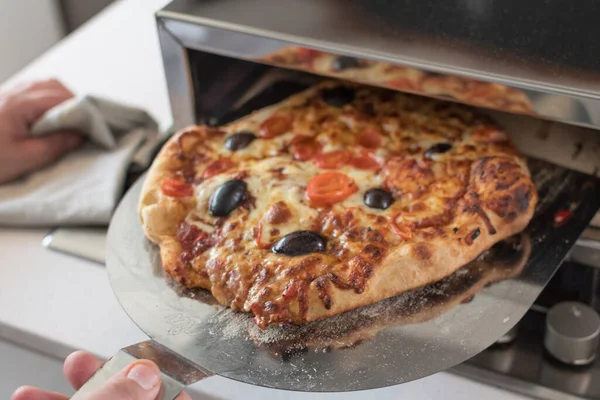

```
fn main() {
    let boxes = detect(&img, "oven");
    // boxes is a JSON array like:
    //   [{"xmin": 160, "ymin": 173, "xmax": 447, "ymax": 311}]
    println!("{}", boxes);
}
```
[{"xmin": 155, "ymin": 1, "xmax": 600, "ymax": 398}]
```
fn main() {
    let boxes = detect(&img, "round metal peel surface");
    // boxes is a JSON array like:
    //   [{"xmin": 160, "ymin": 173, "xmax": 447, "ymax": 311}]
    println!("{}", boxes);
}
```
[{"xmin": 105, "ymin": 161, "xmax": 600, "ymax": 391}]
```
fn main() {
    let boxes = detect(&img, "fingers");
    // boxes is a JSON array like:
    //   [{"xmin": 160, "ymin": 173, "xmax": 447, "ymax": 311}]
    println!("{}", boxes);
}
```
[
  {"xmin": 11, "ymin": 89, "xmax": 75, "ymax": 128},
  {"xmin": 11, "ymin": 386, "xmax": 68, "ymax": 400},
  {"xmin": 63, "ymin": 351, "xmax": 104, "ymax": 390},
  {"xmin": 83, "ymin": 360, "xmax": 162, "ymax": 400},
  {"xmin": 10, "ymin": 384, "xmax": 187, "ymax": 400},
  {"xmin": 13, "ymin": 352, "xmax": 192, "ymax": 400},
  {"xmin": 0, "ymin": 78, "xmax": 81, "ymax": 184},
  {"xmin": 0, "ymin": 79, "xmax": 74, "ymax": 136},
  {"xmin": 13, "ymin": 131, "xmax": 83, "ymax": 174},
  {"xmin": 0, "ymin": 131, "xmax": 82, "ymax": 184},
  {"xmin": 4, "ymin": 79, "xmax": 73, "ymax": 100},
  {"xmin": 38, "ymin": 79, "xmax": 73, "ymax": 96},
  {"xmin": 64, "ymin": 352, "xmax": 193, "ymax": 400}
]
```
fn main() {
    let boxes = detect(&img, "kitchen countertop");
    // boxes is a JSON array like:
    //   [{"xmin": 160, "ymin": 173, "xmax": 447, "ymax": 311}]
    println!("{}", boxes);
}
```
[{"xmin": 0, "ymin": 0, "xmax": 529, "ymax": 398}]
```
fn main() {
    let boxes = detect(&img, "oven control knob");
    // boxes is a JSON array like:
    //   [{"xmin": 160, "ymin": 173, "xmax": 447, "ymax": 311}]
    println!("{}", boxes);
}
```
[{"xmin": 544, "ymin": 302, "xmax": 600, "ymax": 365}]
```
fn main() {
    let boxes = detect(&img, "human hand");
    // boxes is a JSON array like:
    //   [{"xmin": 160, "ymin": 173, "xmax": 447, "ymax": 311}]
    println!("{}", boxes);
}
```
[
  {"xmin": 12, "ymin": 351, "xmax": 191, "ymax": 400},
  {"xmin": 0, "ymin": 79, "xmax": 83, "ymax": 184}
]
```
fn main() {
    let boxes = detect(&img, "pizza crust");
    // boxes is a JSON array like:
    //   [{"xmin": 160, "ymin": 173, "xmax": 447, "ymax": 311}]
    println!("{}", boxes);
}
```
[{"xmin": 139, "ymin": 146, "xmax": 188, "ymax": 242}]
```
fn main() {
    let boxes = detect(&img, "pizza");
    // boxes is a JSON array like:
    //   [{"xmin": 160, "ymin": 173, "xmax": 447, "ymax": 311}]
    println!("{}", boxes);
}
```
[
  {"xmin": 139, "ymin": 80, "xmax": 537, "ymax": 328},
  {"xmin": 260, "ymin": 46, "xmax": 533, "ymax": 115}
]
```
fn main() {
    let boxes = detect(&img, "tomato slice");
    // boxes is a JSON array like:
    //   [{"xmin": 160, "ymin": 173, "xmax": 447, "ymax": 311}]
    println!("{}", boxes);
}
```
[
  {"xmin": 553, "ymin": 209, "xmax": 573, "ymax": 227},
  {"xmin": 161, "ymin": 178, "xmax": 193, "ymax": 197},
  {"xmin": 202, "ymin": 157, "xmax": 235, "ymax": 179},
  {"xmin": 255, "ymin": 221, "xmax": 274, "ymax": 249},
  {"xmin": 391, "ymin": 213, "xmax": 413, "ymax": 240},
  {"xmin": 258, "ymin": 114, "xmax": 293, "ymax": 138},
  {"xmin": 282, "ymin": 280, "xmax": 298, "ymax": 299},
  {"xmin": 357, "ymin": 127, "xmax": 383, "ymax": 149},
  {"xmin": 306, "ymin": 172, "xmax": 358, "ymax": 206},
  {"xmin": 315, "ymin": 150, "xmax": 351, "ymax": 169},
  {"xmin": 296, "ymin": 47, "xmax": 320, "ymax": 63},
  {"xmin": 351, "ymin": 153, "xmax": 381, "ymax": 171},
  {"xmin": 290, "ymin": 134, "xmax": 311, "ymax": 144},
  {"xmin": 292, "ymin": 139, "xmax": 321, "ymax": 161},
  {"xmin": 176, "ymin": 222, "xmax": 202, "ymax": 245}
]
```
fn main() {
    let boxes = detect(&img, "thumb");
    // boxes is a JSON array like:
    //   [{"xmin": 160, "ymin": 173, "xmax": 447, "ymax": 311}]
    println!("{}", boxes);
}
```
[{"xmin": 83, "ymin": 361, "xmax": 162, "ymax": 400}]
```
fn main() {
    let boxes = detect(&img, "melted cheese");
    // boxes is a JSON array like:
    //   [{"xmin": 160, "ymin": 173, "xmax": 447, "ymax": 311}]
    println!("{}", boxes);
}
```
[{"xmin": 185, "ymin": 81, "xmax": 517, "ymax": 250}]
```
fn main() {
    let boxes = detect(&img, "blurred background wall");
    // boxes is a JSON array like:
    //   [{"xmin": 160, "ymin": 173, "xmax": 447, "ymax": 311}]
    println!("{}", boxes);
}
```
[
  {"xmin": 0, "ymin": 0, "xmax": 115, "ymax": 83},
  {"xmin": 58, "ymin": 0, "xmax": 116, "ymax": 32}
]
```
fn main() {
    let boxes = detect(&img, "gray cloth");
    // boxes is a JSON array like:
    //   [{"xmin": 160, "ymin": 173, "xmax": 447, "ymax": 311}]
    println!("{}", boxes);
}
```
[{"xmin": 0, "ymin": 96, "xmax": 160, "ymax": 227}]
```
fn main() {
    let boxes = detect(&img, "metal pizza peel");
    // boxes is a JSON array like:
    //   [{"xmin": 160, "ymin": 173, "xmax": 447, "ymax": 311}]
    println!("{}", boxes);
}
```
[{"xmin": 72, "ymin": 158, "xmax": 600, "ymax": 399}]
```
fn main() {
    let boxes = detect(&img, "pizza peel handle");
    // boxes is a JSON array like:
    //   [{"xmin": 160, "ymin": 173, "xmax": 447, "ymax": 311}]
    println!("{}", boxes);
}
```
[{"xmin": 70, "ymin": 340, "xmax": 212, "ymax": 400}]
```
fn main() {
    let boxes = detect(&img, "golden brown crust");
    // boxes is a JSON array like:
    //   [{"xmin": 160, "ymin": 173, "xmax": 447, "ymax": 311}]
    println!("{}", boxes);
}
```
[{"xmin": 139, "ymin": 81, "xmax": 537, "ymax": 328}]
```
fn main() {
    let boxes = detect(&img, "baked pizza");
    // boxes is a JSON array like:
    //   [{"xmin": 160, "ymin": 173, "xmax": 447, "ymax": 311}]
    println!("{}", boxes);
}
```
[
  {"xmin": 139, "ymin": 81, "xmax": 537, "ymax": 328},
  {"xmin": 261, "ymin": 47, "xmax": 533, "ymax": 115}
]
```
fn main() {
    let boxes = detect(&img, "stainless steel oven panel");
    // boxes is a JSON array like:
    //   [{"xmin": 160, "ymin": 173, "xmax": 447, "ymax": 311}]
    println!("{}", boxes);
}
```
[{"xmin": 157, "ymin": 0, "xmax": 600, "ymax": 131}]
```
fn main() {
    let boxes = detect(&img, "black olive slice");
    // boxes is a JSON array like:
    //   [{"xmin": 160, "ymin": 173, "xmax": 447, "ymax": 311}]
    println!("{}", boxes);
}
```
[
  {"xmin": 224, "ymin": 131, "xmax": 256, "ymax": 151},
  {"xmin": 321, "ymin": 87, "xmax": 356, "ymax": 107},
  {"xmin": 332, "ymin": 56, "xmax": 362, "ymax": 71},
  {"xmin": 271, "ymin": 231, "xmax": 326, "ymax": 256},
  {"xmin": 209, "ymin": 180, "xmax": 247, "ymax": 217},
  {"xmin": 364, "ymin": 188, "xmax": 394, "ymax": 210},
  {"xmin": 425, "ymin": 143, "xmax": 452, "ymax": 158}
]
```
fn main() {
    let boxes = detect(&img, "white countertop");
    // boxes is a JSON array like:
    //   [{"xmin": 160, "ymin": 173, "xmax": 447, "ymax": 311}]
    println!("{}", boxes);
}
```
[{"xmin": 0, "ymin": 0, "xmax": 529, "ymax": 398}]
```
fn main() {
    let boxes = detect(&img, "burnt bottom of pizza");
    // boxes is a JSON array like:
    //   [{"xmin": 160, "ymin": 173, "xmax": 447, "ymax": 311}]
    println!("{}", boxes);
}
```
[{"xmin": 139, "ymin": 80, "xmax": 537, "ymax": 328}]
